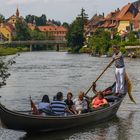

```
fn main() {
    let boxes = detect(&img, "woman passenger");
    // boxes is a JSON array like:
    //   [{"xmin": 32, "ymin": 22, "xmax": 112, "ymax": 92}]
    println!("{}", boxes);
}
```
[
  {"xmin": 38, "ymin": 95, "xmax": 51, "ymax": 114},
  {"xmin": 73, "ymin": 91, "xmax": 88, "ymax": 114},
  {"xmin": 91, "ymin": 92, "xmax": 108, "ymax": 109}
]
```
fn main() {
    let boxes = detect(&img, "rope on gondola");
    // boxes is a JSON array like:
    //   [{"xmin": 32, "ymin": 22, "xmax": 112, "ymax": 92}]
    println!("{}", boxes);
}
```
[{"xmin": 125, "ymin": 72, "xmax": 136, "ymax": 104}]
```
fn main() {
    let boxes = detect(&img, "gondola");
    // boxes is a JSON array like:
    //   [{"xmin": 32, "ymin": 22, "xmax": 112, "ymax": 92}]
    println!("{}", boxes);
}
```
[{"xmin": 0, "ymin": 94, "xmax": 126, "ymax": 132}]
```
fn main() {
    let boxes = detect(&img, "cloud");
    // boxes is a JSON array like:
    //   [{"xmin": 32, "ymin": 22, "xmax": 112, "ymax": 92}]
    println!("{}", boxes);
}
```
[
  {"xmin": 7, "ymin": 0, "xmax": 44, "ymax": 5},
  {"xmin": 6, "ymin": 0, "xmax": 89, "ymax": 5}
]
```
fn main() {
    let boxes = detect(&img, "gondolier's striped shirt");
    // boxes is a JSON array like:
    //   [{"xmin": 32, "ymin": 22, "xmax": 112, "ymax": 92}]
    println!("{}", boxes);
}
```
[{"xmin": 51, "ymin": 100, "xmax": 66, "ymax": 115}]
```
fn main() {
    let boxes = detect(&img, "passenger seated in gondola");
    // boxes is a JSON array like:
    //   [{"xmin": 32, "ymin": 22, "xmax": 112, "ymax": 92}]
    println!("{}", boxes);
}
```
[
  {"xmin": 64, "ymin": 92, "xmax": 77, "ymax": 114},
  {"xmin": 92, "ymin": 82, "xmax": 116, "ymax": 96},
  {"xmin": 73, "ymin": 91, "xmax": 88, "ymax": 114},
  {"xmin": 91, "ymin": 92, "xmax": 108, "ymax": 109},
  {"xmin": 38, "ymin": 95, "xmax": 52, "ymax": 115},
  {"xmin": 51, "ymin": 92, "xmax": 68, "ymax": 116},
  {"xmin": 91, "ymin": 82, "xmax": 120, "ymax": 102}
]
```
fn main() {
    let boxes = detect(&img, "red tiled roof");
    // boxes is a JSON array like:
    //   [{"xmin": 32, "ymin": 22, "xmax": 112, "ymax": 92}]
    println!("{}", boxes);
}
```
[
  {"xmin": 105, "ymin": 10, "xmax": 120, "ymax": 20},
  {"xmin": 133, "ymin": 12, "xmax": 140, "ymax": 29},
  {"xmin": 116, "ymin": 3, "xmax": 138, "ymax": 20},
  {"xmin": 5, "ymin": 23, "xmax": 15, "ymax": 32},
  {"xmin": 38, "ymin": 25, "xmax": 67, "ymax": 32},
  {"xmin": 117, "ymin": 3, "xmax": 131, "ymax": 19}
]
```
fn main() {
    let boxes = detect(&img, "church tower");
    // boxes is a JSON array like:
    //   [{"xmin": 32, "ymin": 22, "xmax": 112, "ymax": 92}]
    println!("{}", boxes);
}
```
[{"xmin": 16, "ymin": 8, "xmax": 19, "ymax": 17}]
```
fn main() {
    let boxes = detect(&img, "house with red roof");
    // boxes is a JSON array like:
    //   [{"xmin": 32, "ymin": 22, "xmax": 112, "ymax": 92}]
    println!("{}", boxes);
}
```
[
  {"xmin": 85, "ymin": 2, "xmax": 140, "ymax": 37},
  {"xmin": 0, "ymin": 23, "xmax": 15, "ymax": 41},
  {"xmin": 84, "ymin": 14, "xmax": 104, "ymax": 36},
  {"xmin": 38, "ymin": 25, "xmax": 68, "ymax": 40},
  {"xmin": 116, "ymin": 3, "xmax": 138, "ymax": 35},
  {"xmin": 133, "ymin": 11, "xmax": 140, "ymax": 31}
]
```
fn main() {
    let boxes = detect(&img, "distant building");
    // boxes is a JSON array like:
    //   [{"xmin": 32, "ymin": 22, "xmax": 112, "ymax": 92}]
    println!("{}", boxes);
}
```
[
  {"xmin": 38, "ymin": 25, "xmax": 68, "ymax": 40},
  {"xmin": 85, "ymin": 2, "xmax": 140, "ymax": 37},
  {"xmin": 27, "ymin": 23, "xmax": 36, "ymax": 31},
  {"xmin": 116, "ymin": 3, "xmax": 138, "ymax": 34},
  {"xmin": 133, "ymin": 0, "xmax": 140, "ymax": 10},
  {"xmin": 0, "ymin": 7, "xmax": 27, "ymax": 41},
  {"xmin": 84, "ymin": 13, "xmax": 104, "ymax": 36},
  {"xmin": 133, "ymin": 11, "xmax": 140, "ymax": 31},
  {"xmin": 98, "ymin": 9, "xmax": 120, "ymax": 30},
  {"xmin": 0, "ymin": 23, "xmax": 15, "ymax": 41},
  {"xmin": 7, "ymin": 8, "xmax": 25, "ymax": 27}
]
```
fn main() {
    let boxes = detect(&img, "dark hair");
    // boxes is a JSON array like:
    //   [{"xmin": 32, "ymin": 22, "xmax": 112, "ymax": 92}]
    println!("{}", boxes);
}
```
[
  {"xmin": 56, "ymin": 92, "xmax": 63, "ymax": 100},
  {"xmin": 67, "ymin": 92, "xmax": 73, "ymax": 98},
  {"xmin": 97, "ymin": 92, "xmax": 104, "ymax": 98},
  {"xmin": 42, "ymin": 95, "xmax": 50, "ymax": 103}
]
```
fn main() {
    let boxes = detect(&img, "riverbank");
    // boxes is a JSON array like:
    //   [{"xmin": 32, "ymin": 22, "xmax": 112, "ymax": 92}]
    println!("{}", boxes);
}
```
[{"xmin": 0, "ymin": 46, "xmax": 28, "ymax": 56}]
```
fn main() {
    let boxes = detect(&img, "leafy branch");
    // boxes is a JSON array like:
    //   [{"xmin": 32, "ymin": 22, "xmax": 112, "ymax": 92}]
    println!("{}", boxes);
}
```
[{"xmin": 0, "ymin": 54, "xmax": 19, "ymax": 88}]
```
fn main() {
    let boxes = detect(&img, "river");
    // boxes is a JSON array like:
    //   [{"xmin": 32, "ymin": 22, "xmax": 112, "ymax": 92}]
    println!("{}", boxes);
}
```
[{"xmin": 0, "ymin": 52, "xmax": 140, "ymax": 140}]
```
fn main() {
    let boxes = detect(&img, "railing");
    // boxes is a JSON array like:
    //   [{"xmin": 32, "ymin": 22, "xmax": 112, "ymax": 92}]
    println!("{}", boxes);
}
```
[
  {"xmin": 1, "ymin": 40, "xmax": 67, "ymax": 45},
  {"xmin": 125, "ymin": 46, "xmax": 140, "ymax": 49}
]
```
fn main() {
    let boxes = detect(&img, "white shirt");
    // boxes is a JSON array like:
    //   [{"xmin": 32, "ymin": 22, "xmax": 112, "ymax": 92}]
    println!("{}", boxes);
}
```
[{"xmin": 73, "ymin": 98, "xmax": 88, "ymax": 111}]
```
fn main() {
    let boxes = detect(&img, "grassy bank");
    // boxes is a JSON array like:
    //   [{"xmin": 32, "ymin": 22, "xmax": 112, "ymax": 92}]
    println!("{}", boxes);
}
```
[{"xmin": 0, "ymin": 46, "xmax": 29, "ymax": 56}]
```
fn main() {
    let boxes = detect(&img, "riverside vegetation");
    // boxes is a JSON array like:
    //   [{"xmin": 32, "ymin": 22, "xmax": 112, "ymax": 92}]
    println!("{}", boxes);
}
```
[{"xmin": 0, "ymin": 46, "xmax": 28, "ymax": 56}]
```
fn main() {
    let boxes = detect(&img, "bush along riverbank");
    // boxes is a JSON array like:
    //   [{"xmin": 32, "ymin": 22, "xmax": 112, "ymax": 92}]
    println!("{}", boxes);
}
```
[{"xmin": 0, "ymin": 46, "xmax": 29, "ymax": 56}]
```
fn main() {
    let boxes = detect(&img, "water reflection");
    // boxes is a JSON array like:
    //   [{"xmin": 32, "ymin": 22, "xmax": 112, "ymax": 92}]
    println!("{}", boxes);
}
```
[{"xmin": 19, "ymin": 111, "xmax": 136, "ymax": 140}]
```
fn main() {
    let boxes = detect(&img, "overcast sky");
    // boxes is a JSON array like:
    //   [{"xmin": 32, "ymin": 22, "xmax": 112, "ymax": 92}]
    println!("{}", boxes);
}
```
[{"xmin": 0, "ymin": 0, "xmax": 137, "ymax": 23}]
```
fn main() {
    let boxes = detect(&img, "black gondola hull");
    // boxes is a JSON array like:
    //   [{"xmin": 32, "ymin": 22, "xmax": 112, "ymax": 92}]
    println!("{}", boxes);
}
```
[{"xmin": 0, "ymin": 97, "xmax": 123, "ymax": 132}]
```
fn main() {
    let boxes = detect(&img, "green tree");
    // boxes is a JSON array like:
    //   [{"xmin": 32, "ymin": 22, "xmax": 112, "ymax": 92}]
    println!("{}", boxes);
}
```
[
  {"xmin": 29, "ymin": 30, "xmax": 47, "ymax": 40},
  {"xmin": 128, "ymin": 31, "xmax": 137, "ymax": 42},
  {"xmin": 67, "ymin": 8, "xmax": 88, "ymax": 53},
  {"xmin": 25, "ymin": 14, "xmax": 47, "ymax": 26},
  {"xmin": 0, "ymin": 14, "xmax": 5, "ymax": 23},
  {"xmin": 88, "ymin": 29, "xmax": 111, "ymax": 55},
  {"xmin": 14, "ymin": 21, "xmax": 31, "ymax": 41},
  {"xmin": 0, "ymin": 55, "xmax": 17, "ymax": 87},
  {"xmin": 62, "ymin": 22, "xmax": 69, "ymax": 29},
  {"xmin": 25, "ymin": 15, "xmax": 33, "ymax": 23}
]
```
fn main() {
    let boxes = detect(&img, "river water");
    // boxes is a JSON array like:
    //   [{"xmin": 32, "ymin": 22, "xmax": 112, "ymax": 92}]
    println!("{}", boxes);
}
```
[{"xmin": 0, "ymin": 52, "xmax": 140, "ymax": 140}]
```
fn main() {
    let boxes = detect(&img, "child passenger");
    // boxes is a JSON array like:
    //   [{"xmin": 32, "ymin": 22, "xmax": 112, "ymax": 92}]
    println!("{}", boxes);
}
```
[{"xmin": 64, "ymin": 92, "xmax": 77, "ymax": 114}]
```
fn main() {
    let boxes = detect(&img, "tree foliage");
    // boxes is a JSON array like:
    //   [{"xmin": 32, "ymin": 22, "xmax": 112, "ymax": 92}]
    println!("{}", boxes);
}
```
[
  {"xmin": 62, "ymin": 22, "xmax": 69, "ymax": 29},
  {"xmin": 30, "ymin": 30, "xmax": 47, "ymax": 40},
  {"xmin": 67, "ymin": 8, "xmax": 88, "ymax": 53},
  {"xmin": 127, "ymin": 31, "xmax": 137, "ymax": 42},
  {"xmin": 0, "ymin": 14, "xmax": 5, "ymax": 23},
  {"xmin": 14, "ymin": 21, "xmax": 31, "ymax": 41},
  {"xmin": 25, "ymin": 14, "xmax": 47, "ymax": 26},
  {"xmin": 88, "ymin": 29, "xmax": 111, "ymax": 55},
  {"xmin": 0, "ymin": 55, "xmax": 17, "ymax": 88}
]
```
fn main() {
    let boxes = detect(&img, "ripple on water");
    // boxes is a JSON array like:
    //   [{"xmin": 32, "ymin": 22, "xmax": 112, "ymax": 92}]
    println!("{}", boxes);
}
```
[{"xmin": 0, "ymin": 52, "xmax": 140, "ymax": 140}]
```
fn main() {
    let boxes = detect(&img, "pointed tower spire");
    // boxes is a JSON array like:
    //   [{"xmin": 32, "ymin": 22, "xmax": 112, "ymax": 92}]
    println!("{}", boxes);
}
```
[
  {"xmin": 33, "ymin": 16, "xmax": 36, "ymax": 26},
  {"xmin": 16, "ymin": 7, "xmax": 19, "ymax": 17}
]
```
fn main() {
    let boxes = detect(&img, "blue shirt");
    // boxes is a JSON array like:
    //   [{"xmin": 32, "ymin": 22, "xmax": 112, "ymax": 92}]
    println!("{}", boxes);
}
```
[{"xmin": 51, "ymin": 100, "xmax": 66, "ymax": 115}]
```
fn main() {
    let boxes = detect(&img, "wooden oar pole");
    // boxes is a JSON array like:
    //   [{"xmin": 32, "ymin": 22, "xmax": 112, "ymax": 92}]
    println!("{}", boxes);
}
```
[{"xmin": 85, "ymin": 60, "xmax": 114, "ymax": 96}]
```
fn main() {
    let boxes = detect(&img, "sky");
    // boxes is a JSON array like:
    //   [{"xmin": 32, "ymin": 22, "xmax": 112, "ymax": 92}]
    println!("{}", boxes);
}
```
[{"xmin": 0, "ymin": 0, "xmax": 137, "ymax": 23}]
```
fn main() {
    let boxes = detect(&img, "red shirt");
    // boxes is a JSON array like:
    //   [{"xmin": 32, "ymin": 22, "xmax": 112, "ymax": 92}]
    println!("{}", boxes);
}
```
[{"xmin": 92, "ymin": 97, "xmax": 108, "ymax": 108}]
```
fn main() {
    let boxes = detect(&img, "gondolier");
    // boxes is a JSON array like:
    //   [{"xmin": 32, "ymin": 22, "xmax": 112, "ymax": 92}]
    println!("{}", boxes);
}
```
[{"xmin": 112, "ymin": 45, "xmax": 125, "ymax": 96}]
